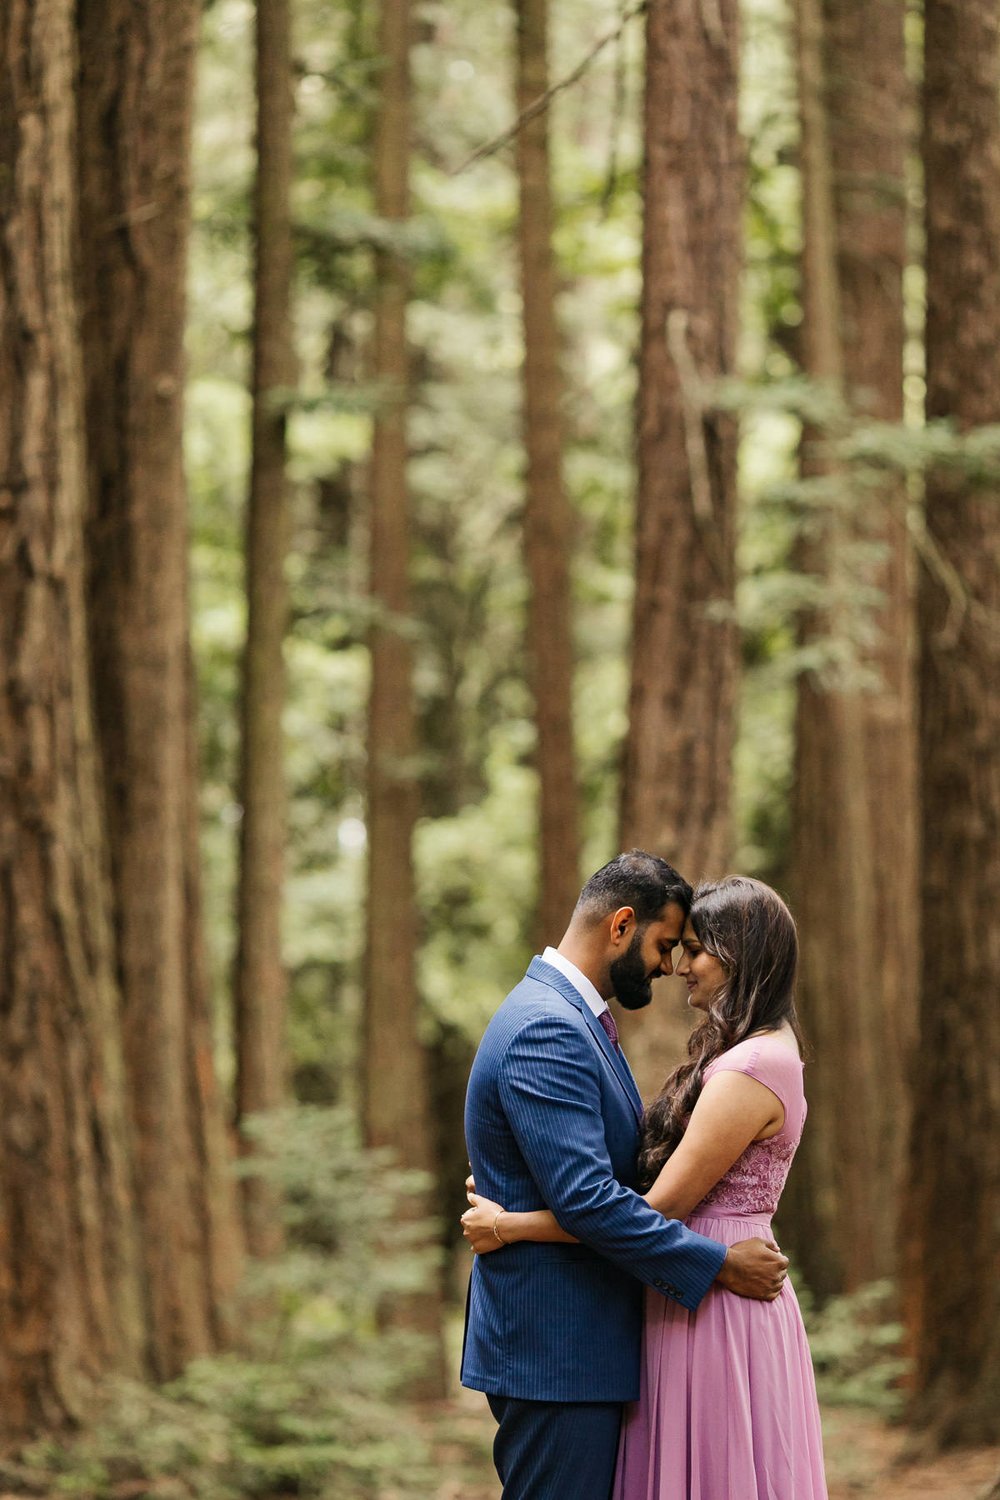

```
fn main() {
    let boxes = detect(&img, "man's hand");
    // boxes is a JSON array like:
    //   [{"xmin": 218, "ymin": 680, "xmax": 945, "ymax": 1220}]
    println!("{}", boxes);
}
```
[{"xmin": 716, "ymin": 1237, "xmax": 788, "ymax": 1300}]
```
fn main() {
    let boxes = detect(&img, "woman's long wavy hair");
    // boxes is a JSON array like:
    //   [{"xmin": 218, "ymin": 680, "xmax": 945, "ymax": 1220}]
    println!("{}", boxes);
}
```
[{"xmin": 637, "ymin": 876, "xmax": 803, "ymax": 1190}]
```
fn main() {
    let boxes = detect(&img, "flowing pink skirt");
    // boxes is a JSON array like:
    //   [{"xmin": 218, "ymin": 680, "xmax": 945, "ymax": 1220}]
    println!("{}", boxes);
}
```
[{"xmin": 613, "ymin": 1211, "xmax": 828, "ymax": 1500}]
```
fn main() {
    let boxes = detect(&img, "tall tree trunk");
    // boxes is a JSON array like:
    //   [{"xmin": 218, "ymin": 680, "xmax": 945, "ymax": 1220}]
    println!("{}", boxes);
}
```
[
  {"xmin": 783, "ymin": 0, "xmax": 914, "ymax": 1298},
  {"xmin": 233, "ymin": 0, "xmax": 295, "ymax": 1260},
  {"xmin": 828, "ymin": 0, "xmax": 916, "ymax": 1293},
  {"xmin": 514, "ymin": 0, "xmax": 581, "ymax": 946},
  {"xmin": 363, "ymin": 0, "xmax": 446, "ymax": 1397},
  {"xmin": 0, "ymin": 0, "xmax": 147, "ymax": 1430},
  {"xmin": 904, "ymin": 0, "xmax": 1000, "ymax": 1447},
  {"xmin": 75, "ymin": 0, "xmax": 242, "ymax": 1377},
  {"xmin": 618, "ymin": 0, "xmax": 742, "ymax": 1099}
]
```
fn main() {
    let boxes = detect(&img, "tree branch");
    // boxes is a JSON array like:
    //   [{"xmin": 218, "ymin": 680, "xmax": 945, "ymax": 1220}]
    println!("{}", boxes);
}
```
[
  {"xmin": 908, "ymin": 507, "xmax": 1000, "ymax": 647},
  {"xmin": 450, "ymin": 0, "xmax": 649, "ymax": 175}
]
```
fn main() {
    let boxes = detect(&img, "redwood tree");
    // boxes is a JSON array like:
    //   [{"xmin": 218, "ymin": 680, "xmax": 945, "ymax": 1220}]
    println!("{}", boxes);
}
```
[
  {"xmin": 827, "ymin": 0, "xmax": 915, "ymax": 1291},
  {"xmin": 233, "ymin": 0, "xmax": 296, "ymax": 1260},
  {"xmin": 619, "ymin": 0, "xmax": 742, "ymax": 1098},
  {"xmin": 514, "ymin": 0, "xmax": 581, "ymax": 945},
  {"xmin": 75, "ymin": 0, "xmax": 242, "ymax": 1375},
  {"xmin": 363, "ymin": 0, "xmax": 446, "ymax": 1395},
  {"xmin": 0, "ymin": 0, "xmax": 146, "ymax": 1429},
  {"xmin": 904, "ymin": 0, "xmax": 1000, "ymax": 1446},
  {"xmin": 785, "ymin": 0, "xmax": 915, "ymax": 1296}
]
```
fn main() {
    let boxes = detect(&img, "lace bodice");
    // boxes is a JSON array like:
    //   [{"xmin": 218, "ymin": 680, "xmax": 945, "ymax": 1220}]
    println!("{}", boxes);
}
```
[{"xmin": 693, "ymin": 1035, "xmax": 806, "ymax": 1217}]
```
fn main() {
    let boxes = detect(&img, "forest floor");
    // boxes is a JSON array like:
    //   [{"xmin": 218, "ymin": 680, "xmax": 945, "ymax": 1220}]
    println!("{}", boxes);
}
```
[
  {"xmin": 822, "ymin": 1408, "xmax": 999, "ymax": 1499},
  {"xmin": 432, "ymin": 1388, "xmax": 1000, "ymax": 1500}
]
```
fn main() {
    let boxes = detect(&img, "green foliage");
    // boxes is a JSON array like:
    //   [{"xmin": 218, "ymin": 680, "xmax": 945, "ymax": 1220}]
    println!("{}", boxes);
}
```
[
  {"xmin": 843, "ymin": 416, "xmax": 1000, "ymax": 483},
  {"xmin": 190, "ymin": 0, "xmax": 658, "ymax": 1112},
  {"xmin": 800, "ymin": 1280, "xmax": 909, "ymax": 1417},
  {"xmin": 25, "ymin": 1110, "xmax": 457, "ymax": 1499},
  {"xmin": 190, "ymin": 0, "xmax": 1000, "ymax": 1139}
]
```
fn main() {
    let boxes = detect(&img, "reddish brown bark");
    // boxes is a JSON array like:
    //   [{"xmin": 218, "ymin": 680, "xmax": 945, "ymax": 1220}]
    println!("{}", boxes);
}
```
[
  {"xmin": 619, "ymin": 0, "xmax": 742, "ymax": 1098},
  {"xmin": 75, "ymin": 0, "xmax": 242, "ymax": 1375},
  {"xmin": 233, "ymin": 0, "xmax": 295, "ymax": 1260},
  {"xmin": 514, "ymin": 0, "xmax": 581, "ymax": 945},
  {"xmin": 0, "ymin": 0, "xmax": 146, "ymax": 1429},
  {"xmin": 784, "ymin": 0, "xmax": 915, "ymax": 1297},
  {"xmin": 363, "ymin": 0, "xmax": 446, "ymax": 1397},
  {"xmin": 830, "ymin": 0, "xmax": 916, "ymax": 1293},
  {"xmin": 904, "ymin": 0, "xmax": 1000, "ymax": 1447}
]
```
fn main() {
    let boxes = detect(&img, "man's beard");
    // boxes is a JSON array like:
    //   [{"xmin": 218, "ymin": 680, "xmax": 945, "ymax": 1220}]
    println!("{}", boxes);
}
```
[{"xmin": 609, "ymin": 928, "xmax": 654, "ymax": 1011}]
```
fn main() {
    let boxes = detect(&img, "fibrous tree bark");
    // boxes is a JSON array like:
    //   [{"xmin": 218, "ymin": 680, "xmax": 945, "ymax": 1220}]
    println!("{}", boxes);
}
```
[
  {"xmin": 619, "ymin": 0, "xmax": 742, "ymax": 1098},
  {"xmin": 363, "ymin": 0, "xmax": 446, "ymax": 1396},
  {"xmin": 233, "ymin": 0, "xmax": 295, "ymax": 1260},
  {"xmin": 75, "ymin": 0, "xmax": 242, "ymax": 1376},
  {"xmin": 904, "ymin": 0, "xmax": 1000, "ymax": 1447},
  {"xmin": 514, "ymin": 0, "xmax": 581, "ymax": 946},
  {"xmin": 827, "ymin": 0, "xmax": 915, "ymax": 1293},
  {"xmin": 0, "ymin": 0, "xmax": 146, "ymax": 1429},
  {"xmin": 784, "ymin": 0, "xmax": 915, "ymax": 1297}
]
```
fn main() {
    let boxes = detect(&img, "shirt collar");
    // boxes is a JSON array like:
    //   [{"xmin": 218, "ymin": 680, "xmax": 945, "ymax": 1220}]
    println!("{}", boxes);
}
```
[{"xmin": 542, "ymin": 946, "xmax": 609, "ymax": 1019}]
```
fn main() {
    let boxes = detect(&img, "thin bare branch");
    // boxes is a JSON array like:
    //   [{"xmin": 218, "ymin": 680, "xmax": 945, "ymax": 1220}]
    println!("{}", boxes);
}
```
[
  {"xmin": 600, "ymin": 0, "xmax": 632, "ymax": 218},
  {"xmin": 908, "ymin": 506, "xmax": 1000, "ymax": 646},
  {"xmin": 451, "ymin": 0, "xmax": 649, "ymax": 175}
]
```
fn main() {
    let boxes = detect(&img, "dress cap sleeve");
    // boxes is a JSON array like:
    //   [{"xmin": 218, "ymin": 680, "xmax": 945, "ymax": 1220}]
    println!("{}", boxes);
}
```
[{"xmin": 704, "ymin": 1034, "xmax": 805, "ymax": 1133}]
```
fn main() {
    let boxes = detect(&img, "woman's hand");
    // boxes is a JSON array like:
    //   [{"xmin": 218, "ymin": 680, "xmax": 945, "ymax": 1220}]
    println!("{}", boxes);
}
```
[
  {"xmin": 461, "ymin": 1190, "xmax": 508, "ymax": 1254},
  {"xmin": 460, "ymin": 1173, "xmax": 577, "ymax": 1250}
]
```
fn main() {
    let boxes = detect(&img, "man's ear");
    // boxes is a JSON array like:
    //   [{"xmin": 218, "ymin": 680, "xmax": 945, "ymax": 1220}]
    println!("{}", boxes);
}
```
[{"xmin": 608, "ymin": 906, "xmax": 635, "ymax": 948}]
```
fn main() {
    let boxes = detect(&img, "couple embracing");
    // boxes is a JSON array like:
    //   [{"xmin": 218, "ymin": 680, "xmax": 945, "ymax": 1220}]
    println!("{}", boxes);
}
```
[{"xmin": 460, "ymin": 850, "xmax": 828, "ymax": 1500}]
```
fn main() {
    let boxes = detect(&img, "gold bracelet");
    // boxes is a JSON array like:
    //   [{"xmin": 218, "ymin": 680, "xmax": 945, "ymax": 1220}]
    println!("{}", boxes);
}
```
[{"xmin": 492, "ymin": 1210, "xmax": 508, "ymax": 1246}]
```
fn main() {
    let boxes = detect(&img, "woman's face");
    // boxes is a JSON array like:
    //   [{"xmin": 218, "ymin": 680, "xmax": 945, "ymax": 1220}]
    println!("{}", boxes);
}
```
[{"xmin": 676, "ymin": 919, "xmax": 727, "ymax": 1011}]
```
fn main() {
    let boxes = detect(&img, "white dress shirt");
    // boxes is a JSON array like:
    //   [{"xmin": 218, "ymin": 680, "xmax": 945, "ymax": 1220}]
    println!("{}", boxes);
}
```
[{"xmin": 542, "ymin": 946, "xmax": 610, "ymax": 1021}]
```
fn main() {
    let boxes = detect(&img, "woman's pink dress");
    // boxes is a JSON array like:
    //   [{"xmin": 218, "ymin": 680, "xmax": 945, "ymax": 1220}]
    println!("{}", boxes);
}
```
[{"xmin": 613, "ymin": 1034, "xmax": 828, "ymax": 1500}]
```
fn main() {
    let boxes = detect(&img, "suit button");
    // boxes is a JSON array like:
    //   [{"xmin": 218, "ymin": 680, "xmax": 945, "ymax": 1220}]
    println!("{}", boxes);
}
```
[{"xmin": 654, "ymin": 1279, "xmax": 665, "ymax": 1288}]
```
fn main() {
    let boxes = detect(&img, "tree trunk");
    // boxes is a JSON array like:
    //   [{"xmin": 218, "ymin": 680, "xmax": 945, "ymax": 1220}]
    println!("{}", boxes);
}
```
[
  {"xmin": 904, "ymin": 0, "xmax": 1000, "ymax": 1447},
  {"xmin": 514, "ymin": 0, "xmax": 581, "ymax": 946},
  {"xmin": 233, "ymin": 0, "xmax": 295, "ymax": 1260},
  {"xmin": 783, "ymin": 0, "xmax": 914, "ymax": 1298},
  {"xmin": 75, "ymin": 0, "xmax": 242, "ymax": 1376},
  {"xmin": 828, "ymin": 0, "xmax": 916, "ymax": 1293},
  {"xmin": 0, "ymin": 0, "xmax": 147, "ymax": 1430},
  {"xmin": 363, "ymin": 0, "xmax": 446, "ymax": 1397},
  {"xmin": 618, "ymin": 0, "xmax": 742, "ymax": 1099}
]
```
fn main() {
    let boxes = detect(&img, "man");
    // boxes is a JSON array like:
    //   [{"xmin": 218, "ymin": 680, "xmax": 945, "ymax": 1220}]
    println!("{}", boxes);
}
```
[{"xmin": 461, "ymin": 851, "xmax": 788, "ymax": 1500}]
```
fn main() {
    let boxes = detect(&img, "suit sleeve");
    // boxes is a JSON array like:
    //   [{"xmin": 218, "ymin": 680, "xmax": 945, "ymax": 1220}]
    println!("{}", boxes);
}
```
[{"xmin": 497, "ymin": 1012, "xmax": 726, "ymax": 1311}]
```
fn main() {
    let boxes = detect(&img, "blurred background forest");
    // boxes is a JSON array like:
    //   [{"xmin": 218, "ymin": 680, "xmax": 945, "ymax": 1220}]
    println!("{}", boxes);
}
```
[{"xmin": 1, "ymin": 0, "xmax": 999, "ymax": 1495}]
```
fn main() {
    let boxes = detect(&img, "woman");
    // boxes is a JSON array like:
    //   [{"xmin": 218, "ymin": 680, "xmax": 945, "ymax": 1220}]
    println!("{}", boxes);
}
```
[{"xmin": 461, "ymin": 876, "xmax": 828, "ymax": 1500}]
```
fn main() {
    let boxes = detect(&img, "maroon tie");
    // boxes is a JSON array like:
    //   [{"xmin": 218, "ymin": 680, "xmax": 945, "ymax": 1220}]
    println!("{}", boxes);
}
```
[{"xmin": 598, "ymin": 1008, "xmax": 620, "ymax": 1051}]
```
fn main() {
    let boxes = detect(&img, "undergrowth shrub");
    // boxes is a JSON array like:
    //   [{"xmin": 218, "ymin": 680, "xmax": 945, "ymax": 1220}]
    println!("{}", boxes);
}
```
[
  {"xmin": 25, "ymin": 1107, "xmax": 469, "ymax": 1499},
  {"xmin": 800, "ymin": 1279, "xmax": 909, "ymax": 1416}
]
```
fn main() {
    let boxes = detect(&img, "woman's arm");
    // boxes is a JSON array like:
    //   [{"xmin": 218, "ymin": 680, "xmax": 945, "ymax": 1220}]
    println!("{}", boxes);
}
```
[
  {"xmin": 461, "ymin": 1188, "xmax": 577, "ymax": 1254},
  {"xmin": 461, "ymin": 1071, "xmax": 782, "ymax": 1252},
  {"xmin": 642, "ymin": 1070, "xmax": 783, "ymax": 1220}
]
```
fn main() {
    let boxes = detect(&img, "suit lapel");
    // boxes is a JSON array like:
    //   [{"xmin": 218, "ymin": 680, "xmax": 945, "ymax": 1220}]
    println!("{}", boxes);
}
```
[
  {"xmin": 526, "ymin": 957, "xmax": 645, "ymax": 1123},
  {"xmin": 614, "ymin": 1044, "xmax": 644, "ymax": 1116}
]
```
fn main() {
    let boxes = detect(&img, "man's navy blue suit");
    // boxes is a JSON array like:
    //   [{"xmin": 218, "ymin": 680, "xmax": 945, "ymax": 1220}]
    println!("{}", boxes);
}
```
[{"xmin": 462, "ymin": 957, "xmax": 727, "ymax": 1499}]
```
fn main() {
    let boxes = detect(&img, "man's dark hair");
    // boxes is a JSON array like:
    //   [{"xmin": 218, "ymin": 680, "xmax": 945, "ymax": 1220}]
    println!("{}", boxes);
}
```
[{"xmin": 574, "ymin": 850, "xmax": 692, "ymax": 927}]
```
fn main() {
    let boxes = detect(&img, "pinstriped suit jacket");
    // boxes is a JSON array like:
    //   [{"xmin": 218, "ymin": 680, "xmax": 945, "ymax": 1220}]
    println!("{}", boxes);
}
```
[{"xmin": 461, "ymin": 957, "xmax": 727, "ymax": 1403}]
